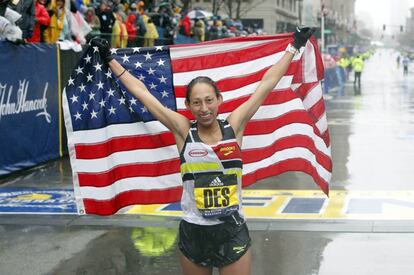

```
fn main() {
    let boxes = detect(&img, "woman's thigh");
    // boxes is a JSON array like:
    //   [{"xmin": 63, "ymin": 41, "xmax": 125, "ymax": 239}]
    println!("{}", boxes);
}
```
[
  {"xmin": 180, "ymin": 252, "xmax": 213, "ymax": 275},
  {"xmin": 218, "ymin": 248, "xmax": 252, "ymax": 275}
]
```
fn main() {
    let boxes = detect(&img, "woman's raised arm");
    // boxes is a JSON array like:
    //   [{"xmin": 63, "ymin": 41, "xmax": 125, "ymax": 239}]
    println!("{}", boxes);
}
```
[
  {"xmin": 227, "ymin": 27, "xmax": 315, "ymax": 144},
  {"xmin": 90, "ymin": 38, "xmax": 190, "ymax": 149}
]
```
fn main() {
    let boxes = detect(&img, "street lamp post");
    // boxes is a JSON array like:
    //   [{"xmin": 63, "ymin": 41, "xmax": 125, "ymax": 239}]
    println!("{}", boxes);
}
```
[
  {"xmin": 321, "ymin": 3, "xmax": 328, "ymax": 54},
  {"xmin": 321, "ymin": 5, "xmax": 325, "ymax": 53}
]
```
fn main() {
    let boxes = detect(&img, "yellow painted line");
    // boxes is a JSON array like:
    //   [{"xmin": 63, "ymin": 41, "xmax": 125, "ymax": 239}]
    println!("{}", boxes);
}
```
[
  {"xmin": 126, "ymin": 190, "xmax": 414, "ymax": 220},
  {"xmin": 56, "ymin": 45, "xmax": 63, "ymax": 157}
]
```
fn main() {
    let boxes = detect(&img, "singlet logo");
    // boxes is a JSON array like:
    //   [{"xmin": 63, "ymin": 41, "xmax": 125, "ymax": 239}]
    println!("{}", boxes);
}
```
[
  {"xmin": 189, "ymin": 149, "xmax": 208, "ymax": 157},
  {"xmin": 209, "ymin": 177, "xmax": 224, "ymax": 187},
  {"xmin": 219, "ymin": 146, "xmax": 235, "ymax": 156}
]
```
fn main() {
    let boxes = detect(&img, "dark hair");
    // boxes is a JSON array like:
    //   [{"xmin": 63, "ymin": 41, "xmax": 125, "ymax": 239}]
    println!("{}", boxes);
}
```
[{"xmin": 185, "ymin": 76, "xmax": 221, "ymax": 102}]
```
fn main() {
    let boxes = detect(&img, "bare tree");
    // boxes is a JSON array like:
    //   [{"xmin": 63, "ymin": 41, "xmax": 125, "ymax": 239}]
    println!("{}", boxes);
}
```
[
  {"xmin": 222, "ymin": 0, "xmax": 266, "ymax": 19},
  {"xmin": 177, "ymin": 0, "xmax": 192, "ymax": 12}
]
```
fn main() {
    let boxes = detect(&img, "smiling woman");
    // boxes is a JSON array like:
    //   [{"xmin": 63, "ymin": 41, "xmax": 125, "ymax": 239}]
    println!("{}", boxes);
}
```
[{"xmin": 88, "ymin": 27, "xmax": 314, "ymax": 275}]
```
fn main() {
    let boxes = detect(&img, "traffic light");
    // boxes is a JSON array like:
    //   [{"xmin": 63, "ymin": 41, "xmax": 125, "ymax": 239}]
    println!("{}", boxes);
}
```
[
  {"xmin": 400, "ymin": 25, "xmax": 404, "ymax": 32},
  {"xmin": 383, "ymin": 24, "xmax": 386, "ymax": 31}
]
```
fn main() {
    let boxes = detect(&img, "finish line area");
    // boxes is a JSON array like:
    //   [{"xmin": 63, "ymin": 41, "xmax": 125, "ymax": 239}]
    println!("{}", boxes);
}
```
[
  {"xmin": 2, "ymin": 188, "xmax": 414, "ymax": 220},
  {"xmin": 127, "ymin": 189, "xmax": 414, "ymax": 220}
]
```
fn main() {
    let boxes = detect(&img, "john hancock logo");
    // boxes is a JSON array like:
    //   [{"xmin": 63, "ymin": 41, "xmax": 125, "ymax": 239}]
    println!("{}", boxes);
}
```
[{"xmin": 0, "ymin": 79, "xmax": 51, "ymax": 123}]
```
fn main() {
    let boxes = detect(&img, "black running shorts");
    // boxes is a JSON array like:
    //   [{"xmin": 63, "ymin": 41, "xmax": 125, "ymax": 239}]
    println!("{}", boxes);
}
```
[{"xmin": 178, "ymin": 219, "xmax": 251, "ymax": 267}]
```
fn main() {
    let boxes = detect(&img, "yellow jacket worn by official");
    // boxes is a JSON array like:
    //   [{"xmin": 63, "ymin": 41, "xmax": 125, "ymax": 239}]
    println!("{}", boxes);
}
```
[{"xmin": 352, "ymin": 56, "xmax": 364, "ymax": 73}]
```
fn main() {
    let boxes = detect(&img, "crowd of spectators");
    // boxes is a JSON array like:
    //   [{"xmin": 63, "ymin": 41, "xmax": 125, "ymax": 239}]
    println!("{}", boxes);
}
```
[{"xmin": 0, "ymin": 0, "xmax": 266, "ymax": 46}]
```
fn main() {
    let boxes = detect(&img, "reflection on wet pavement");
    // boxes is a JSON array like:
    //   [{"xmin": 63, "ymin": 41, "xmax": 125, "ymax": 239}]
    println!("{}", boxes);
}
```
[{"xmin": 3, "ymin": 224, "xmax": 413, "ymax": 275}]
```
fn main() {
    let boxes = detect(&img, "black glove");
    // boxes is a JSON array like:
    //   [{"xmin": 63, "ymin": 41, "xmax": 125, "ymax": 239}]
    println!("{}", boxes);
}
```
[
  {"xmin": 293, "ymin": 26, "xmax": 315, "ymax": 50},
  {"xmin": 89, "ymin": 37, "xmax": 113, "ymax": 63}
]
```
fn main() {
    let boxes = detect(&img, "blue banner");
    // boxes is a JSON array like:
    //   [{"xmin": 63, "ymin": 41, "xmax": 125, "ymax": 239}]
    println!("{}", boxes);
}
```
[
  {"xmin": 0, "ymin": 42, "xmax": 59, "ymax": 175},
  {"xmin": 323, "ymin": 67, "xmax": 340, "ymax": 93}
]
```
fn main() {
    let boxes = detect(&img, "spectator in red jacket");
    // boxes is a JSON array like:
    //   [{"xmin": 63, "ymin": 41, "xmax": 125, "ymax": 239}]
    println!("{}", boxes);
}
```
[
  {"xmin": 179, "ymin": 15, "xmax": 191, "ymax": 37},
  {"xmin": 125, "ymin": 13, "xmax": 137, "ymax": 47},
  {"xmin": 27, "ymin": 0, "xmax": 50, "ymax": 42}
]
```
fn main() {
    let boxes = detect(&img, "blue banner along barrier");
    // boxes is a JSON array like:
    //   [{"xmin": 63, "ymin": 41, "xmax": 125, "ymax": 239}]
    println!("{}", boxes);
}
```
[
  {"xmin": 323, "ymin": 67, "xmax": 340, "ymax": 94},
  {"xmin": 0, "ymin": 42, "xmax": 59, "ymax": 175}
]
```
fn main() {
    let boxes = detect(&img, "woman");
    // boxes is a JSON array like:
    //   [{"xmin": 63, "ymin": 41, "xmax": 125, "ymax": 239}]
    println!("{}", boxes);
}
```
[
  {"xmin": 43, "ymin": 0, "xmax": 65, "ymax": 43},
  {"xmin": 26, "ymin": 0, "xmax": 50, "ymax": 43},
  {"xmin": 85, "ymin": 6, "xmax": 100, "ymax": 39},
  {"xmin": 143, "ymin": 17, "xmax": 158, "ymax": 47},
  {"xmin": 125, "ymin": 13, "xmax": 137, "ymax": 47},
  {"xmin": 111, "ymin": 8, "xmax": 128, "ymax": 48},
  {"xmin": 90, "ymin": 27, "xmax": 314, "ymax": 275}
]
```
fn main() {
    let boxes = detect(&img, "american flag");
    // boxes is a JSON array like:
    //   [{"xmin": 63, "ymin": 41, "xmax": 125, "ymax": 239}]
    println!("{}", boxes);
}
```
[{"xmin": 63, "ymin": 34, "xmax": 331, "ymax": 215}]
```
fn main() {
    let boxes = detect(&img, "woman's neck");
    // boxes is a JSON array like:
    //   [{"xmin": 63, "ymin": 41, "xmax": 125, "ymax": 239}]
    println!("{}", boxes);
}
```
[{"xmin": 197, "ymin": 120, "xmax": 222, "ymax": 145}]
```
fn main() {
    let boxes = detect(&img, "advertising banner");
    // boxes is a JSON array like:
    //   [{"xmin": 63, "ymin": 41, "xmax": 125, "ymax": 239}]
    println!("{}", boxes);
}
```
[{"xmin": 0, "ymin": 42, "xmax": 59, "ymax": 175}]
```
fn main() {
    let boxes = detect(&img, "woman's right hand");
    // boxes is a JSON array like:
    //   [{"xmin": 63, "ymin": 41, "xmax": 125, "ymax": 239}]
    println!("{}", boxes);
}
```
[{"xmin": 89, "ymin": 37, "xmax": 113, "ymax": 63}]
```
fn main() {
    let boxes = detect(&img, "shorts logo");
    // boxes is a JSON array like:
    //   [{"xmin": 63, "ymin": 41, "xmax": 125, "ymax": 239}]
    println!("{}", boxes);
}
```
[
  {"xmin": 219, "ymin": 146, "xmax": 235, "ymax": 156},
  {"xmin": 189, "ymin": 149, "xmax": 208, "ymax": 157},
  {"xmin": 232, "ymin": 245, "xmax": 247, "ymax": 254}
]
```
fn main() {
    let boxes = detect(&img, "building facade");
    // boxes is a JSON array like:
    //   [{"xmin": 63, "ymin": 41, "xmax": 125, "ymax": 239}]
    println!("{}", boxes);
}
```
[
  {"xmin": 185, "ymin": 0, "xmax": 356, "ymax": 47},
  {"xmin": 321, "ymin": 0, "xmax": 356, "ymax": 45},
  {"xmin": 189, "ymin": 0, "xmax": 299, "ymax": 34},
  {"xmin": 401, "ymin": 7, "xmax": 414, "ymax": 47}
]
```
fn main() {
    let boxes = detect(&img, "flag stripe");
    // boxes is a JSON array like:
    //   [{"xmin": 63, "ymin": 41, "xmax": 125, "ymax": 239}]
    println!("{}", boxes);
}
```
[
  {"xmin": 82, "ymin": 187, "xmax": 183, "ymax": 216},
  {"xmin": 75, "ymin": 131, "xmax": 175, "ymax": 159},
  {"xmin": 242, "ymin": 134, "xmax": 332, "ymax": 169},
  {"xmin": 78, "ymin": 158, "xmax": 180, "ymax": 187},
  {"xmin": 75, "ymin": 145, "xmax": 178, "ymax": 173},
  {"xmin": 80, "ymin": 173, "xmax": 182, "ymax": 198},
  {"xmin": 243, "ymin": 119, "xmax": 330, "ymax": 157},
  {"xmin": 170, "ymin": 40, "xmax": 275, "ymax": 59},
  {"xmin": 309, "ymin": 97, "xmax": 327, "ymax": 122},
  {"xmin": 242, "ymin": 158, "xmax": 329, "ymax": 195},
  {"xmin": 172, "ymin": 50, "xmax": 302, "ymax": 86},
  {"xmin": 172, "ymin": 40, "xmax": 289, "ymax": 73},
  {"xmin": 71, "ymin": 121, "xmax": 169, "ymax": 144},
  {"xmin": 173, "ymin": 62, "xmax": 300, "ymax": 98},
  {"xmin": 243, "ymin": 147, "xmax": 331, "ymax": 181},
  {"xmin": 169, "ymin": 36, "xmax": 292, "ymax": 58}
]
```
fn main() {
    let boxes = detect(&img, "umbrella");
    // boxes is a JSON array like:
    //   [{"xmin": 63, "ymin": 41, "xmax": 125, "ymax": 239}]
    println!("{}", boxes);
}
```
[
  {"xmin": 158, "ymin": 2, "xmax": 170, "ymax": 8},
  {"xmin": 187, "ymin": 10, "xmax": 213, "ymax": 19}
]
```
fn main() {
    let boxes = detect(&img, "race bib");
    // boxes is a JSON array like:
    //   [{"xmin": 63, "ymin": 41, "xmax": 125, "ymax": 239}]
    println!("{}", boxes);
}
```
[{"xmin": 194, "ymin": 174, "xmax": 239, "ymax": 219}]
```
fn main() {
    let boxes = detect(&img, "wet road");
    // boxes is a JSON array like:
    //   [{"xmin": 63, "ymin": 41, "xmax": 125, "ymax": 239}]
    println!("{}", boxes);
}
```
[{"xmin": 1, "ymin": 48, "xmax": 414, "ymax": 275}]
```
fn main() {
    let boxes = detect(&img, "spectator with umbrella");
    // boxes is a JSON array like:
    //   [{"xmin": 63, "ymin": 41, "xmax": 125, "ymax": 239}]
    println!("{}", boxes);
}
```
[{"xmin": 187, "ymin": 9, "xmax": 213, "ymax": 20}]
